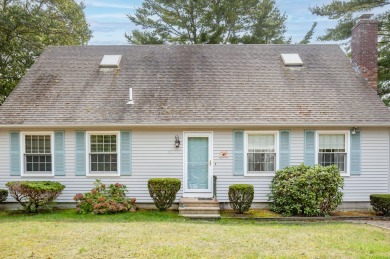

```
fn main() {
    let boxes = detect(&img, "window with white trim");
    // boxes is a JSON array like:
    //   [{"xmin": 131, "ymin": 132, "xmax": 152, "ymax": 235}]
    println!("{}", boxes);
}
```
[
  {"xmin": 89, "ymin": 134, "xmax": 118, "ymax": 174},
  {"xmin": 24, "ymin": 134, "xmax": 52, "ymax": 174},
  {"xmin": 246, "ymin": 133, "xmax": 277, "ymax": 174},
  {"xmin": 318, "ymin": 133, "xmax": 347, "ymax": 173}
]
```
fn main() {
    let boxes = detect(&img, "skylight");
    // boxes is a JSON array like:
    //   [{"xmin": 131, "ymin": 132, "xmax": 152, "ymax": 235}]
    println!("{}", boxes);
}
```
[
  {"xmin": 100, "ymin": 55, "xmax": 122, "ymax": 68},
  {"xmin": 281, "ymin": 54, "xmax": 303, "ymax": 66}
]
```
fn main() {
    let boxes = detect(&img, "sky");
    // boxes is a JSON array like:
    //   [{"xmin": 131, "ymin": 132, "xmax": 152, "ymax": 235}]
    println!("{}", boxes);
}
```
[{"xmin": 80, "ymin": 0, "xmax": 342, "ymax": 45}]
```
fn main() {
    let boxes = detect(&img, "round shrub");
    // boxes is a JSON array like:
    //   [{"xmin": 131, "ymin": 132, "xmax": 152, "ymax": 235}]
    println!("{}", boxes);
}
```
[
  {"xmin": 0, "ymin": 189, "xmax": 8, "ymax": 203},
  {"xmin": 74, "ymin": 180, "xmax": 136, "ymax": 214},
  {"xmin": 148, "ymin": 178, "xmax": 181, "ymax": 211},
  {"xmin": 6, "ymin": 181, "xmax": 65, "ymax": 213},
  {"xmin": 269, "ymin": 164, "xmax": 344, "ymax": 217},
  {"xmin": 370, "ymin": 194, "xmax": 390, "ymax": 216},
  {"xmin": 228, "ymin": 184, "xmax": 254, "ymax": 214}
]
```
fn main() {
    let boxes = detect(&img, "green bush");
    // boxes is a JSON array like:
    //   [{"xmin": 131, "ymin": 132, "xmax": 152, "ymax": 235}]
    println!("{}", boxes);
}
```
[
  {"xmin": 0, "ymin": 189, "xmax": 8, "ymax": 203},
  {"xmin": 269, "ymin": 164, "xmax": 344, "ymax": 216},
  {"xmin": 370, "ymin": 194, "xmax": 390, "ymax": 216},
  {"xmin": 74, "ymin": 180, "xmax": 136, "ymax": 214},
  {"xmin": 148, "ymin": 178, "xmax": 181, "ymax": 211},
  {"xmin": 228, "ymin": 184, "xmax": 254, "ymax": 214},
  {"xmin": 6, "ymin": 181, "xmax": 65, "ymax": 213}
]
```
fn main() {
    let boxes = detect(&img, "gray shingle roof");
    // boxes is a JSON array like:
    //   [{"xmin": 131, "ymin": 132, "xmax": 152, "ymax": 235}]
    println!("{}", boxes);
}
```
[{"xmin": 1, "ymin": 44, "xmax": 390, "ymax": 126}]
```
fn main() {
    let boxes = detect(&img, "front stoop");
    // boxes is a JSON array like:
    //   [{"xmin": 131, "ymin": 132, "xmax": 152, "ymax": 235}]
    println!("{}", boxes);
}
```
[{"xmin": 179, "ymin": 197, "xmax": 221, "ymax": 219}]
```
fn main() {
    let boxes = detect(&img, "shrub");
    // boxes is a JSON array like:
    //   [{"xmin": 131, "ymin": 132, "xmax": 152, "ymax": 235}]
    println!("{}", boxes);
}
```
[
  {"xmin": 0, "ymin": 189, "xmax": 8, "ymax": 203},
  {"xmin": 6, "ymin": 181, "xmax": 65, "ymax": 213},
  {"xmin": 74, "ymin": 180, "xmax": 136, "ymax": 214},
  {"xmin": 269, "ymin": 164, "xmax": 344, "ymax": 217},
  {"xmin": 370, "ymin": 194, "xmax": 390, "ymax": 216},
  {"xmin": 148, "ymin": 178, "xmax": 181, "ymax": 211},
  {"xmin": 228, "ymin": 184, "xmax": 254, "ymax": 214}
]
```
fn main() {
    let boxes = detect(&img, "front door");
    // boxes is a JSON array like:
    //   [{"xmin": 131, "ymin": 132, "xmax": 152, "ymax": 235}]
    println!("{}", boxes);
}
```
[{"xmin": 183, "ymin": 132, "xmax": 213, "ymax": 198}]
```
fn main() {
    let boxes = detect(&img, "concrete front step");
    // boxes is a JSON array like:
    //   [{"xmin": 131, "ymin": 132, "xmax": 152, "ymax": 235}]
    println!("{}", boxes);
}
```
[
  {"xmin": 179, "ymin": 197, "xmax": 221, "ymax": 219},
  {"xmin": 179, "ymin": 197, "xmax": 220, "ymax": 207}
]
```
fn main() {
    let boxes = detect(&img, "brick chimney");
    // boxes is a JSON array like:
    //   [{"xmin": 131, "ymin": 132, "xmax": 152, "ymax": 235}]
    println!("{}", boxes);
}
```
[{"xmin": 351, "ymin": 14, "xmax": 378, "ymax": 90}]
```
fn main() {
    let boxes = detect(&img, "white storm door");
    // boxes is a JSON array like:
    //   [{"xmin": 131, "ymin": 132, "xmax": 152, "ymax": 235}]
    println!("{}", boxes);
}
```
[{"xmin": 183, "ymin": 132, "xmax": 213, "ymax": 197}]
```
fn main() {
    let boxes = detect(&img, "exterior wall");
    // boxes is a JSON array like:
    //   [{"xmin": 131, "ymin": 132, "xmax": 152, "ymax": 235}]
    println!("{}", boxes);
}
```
[{"xmin": 0, "ymin": 128, "xmax": 389, "ymax": 204}]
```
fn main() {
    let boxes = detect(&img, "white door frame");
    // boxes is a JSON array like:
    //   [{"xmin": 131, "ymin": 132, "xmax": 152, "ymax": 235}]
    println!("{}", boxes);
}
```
[{"xmin": 183, "ymin": 131, "xmax": 213, "ymax": 198}]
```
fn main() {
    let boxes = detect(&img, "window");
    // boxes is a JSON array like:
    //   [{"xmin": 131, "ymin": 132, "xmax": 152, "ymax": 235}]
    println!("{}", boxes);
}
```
[
  {"xmin": 24, "ymin": 134, "xmax": 52, "ymax": 174},
  {"xmin": 246, "ymin": 132, "xmax": 277, "ymax": 174},
  {"xmin": 318, "ymin": 133, "xmax": 348, "ymax": 173},
  {"xmin": 89, "ymin": 134, "xmax": 118, "ymax": 175}
]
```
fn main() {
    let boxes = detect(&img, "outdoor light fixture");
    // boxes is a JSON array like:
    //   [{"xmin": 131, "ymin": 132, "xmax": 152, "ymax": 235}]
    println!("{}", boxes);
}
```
[
  {"xmin": 351, "ymin": 127, "xmax": 359, "ymax": 135},
  {"xmin": 175, "ymin": 135, "xmax": 181, "ymax": 148}
]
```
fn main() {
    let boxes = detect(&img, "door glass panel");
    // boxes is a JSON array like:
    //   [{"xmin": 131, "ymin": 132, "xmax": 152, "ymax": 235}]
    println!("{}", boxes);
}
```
[{"xmin": 187, "ymin": 137, "xmax": 209, "ymax": 190}]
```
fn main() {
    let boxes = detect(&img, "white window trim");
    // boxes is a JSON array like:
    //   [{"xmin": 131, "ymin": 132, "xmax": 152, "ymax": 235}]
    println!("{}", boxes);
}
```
[
  {"xmin": 315, "ymin": 130, "xmax": 350, "ymax": 176},
  {"xmin": 244, "ymin": 131, "xmax": 279, "ymax": 176},
  {"xmin": 21, "ymin": 132, "xmax": 54, "ymax": 177},
  {"xmin": 86, "ymin": 131, "xmax": 120, "ymax": 177}
]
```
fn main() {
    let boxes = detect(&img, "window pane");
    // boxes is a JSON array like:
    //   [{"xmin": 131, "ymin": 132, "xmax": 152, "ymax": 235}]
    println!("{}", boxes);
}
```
[
  {"xmin": 247, "ymin": 134, "xmax": 275, "ymax": 173},
  {"xmin": 104, "ymin": 144, "xmax": 111, "ymax": 152},
  {"xmin": 248, "ymin": 134, "xmax": 275, "ymax": 152},
  {"xmin": 45, "ymin": 136, "xmax": 51, "ymax": 153},
  {"xmin": 319, "ymin": 134, "xmax": 345, "ymax": 151},
  {"xmin": 38, "ymin": 136, "xmax": 44, "ymax": 153},
  {"xmin": 25, "ymin": 136, "xmax": 31, "ymax": 153},
  {"xmin": 24, "ymin": 135, "xmax": 52, "ymax": 173},
  {"xmin": 90, "ymin": 135, "xmax": 118, "ymax": 173},
  {"xmin": 247, "ymin": 153, "xmax": 275, "ymax": 172},
  {"xmin": 97, "ymin": 135, "xmax": 103, "ymax": 143},
  {"xmin": 319, "ymin": 153, "xmax": 346, "ymax": 172},
  {"xmin": 31, "ymin": 136, "xmax": 38, "ymax": 153}
]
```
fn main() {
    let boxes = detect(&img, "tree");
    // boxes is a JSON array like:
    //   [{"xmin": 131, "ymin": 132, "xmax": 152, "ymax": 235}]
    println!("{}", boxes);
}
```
[
  {"xmin": 126, "ymin": 0, "xmax": 290, "ymax": 45},
  {"xmin": 311, "ymin": 0, "xmax": 390, "ymax": 105},
  {"xmin": 0, "ymin": 0, "xmax": 92, "ymax": 104},
  {"xmin": 299, "ymin": 22, "xmax": 317, "ymax": 44}
]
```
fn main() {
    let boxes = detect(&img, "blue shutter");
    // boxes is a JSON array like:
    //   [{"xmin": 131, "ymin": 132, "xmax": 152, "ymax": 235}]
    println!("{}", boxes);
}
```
[
  {"xmin": 304, "ymin": 130, "xmax": 316, "ymax": 166},
  {"xmin": 54, "ymin": 131, "xmax": 66, "ymax": 176},
  {"xmin": 279, "ymin": 130, "xmax": 290, "ymax": 169},
  {"xmin": 10, "ymin": 132, "xmax": 21, "ymax": 176},
  {"xmin": 350, "ymin": 130, "xmax": 361, "ymax": 176},
  {"xmin": 120, "ymin": 131, "xmax": 132, "ymax": 176},
  {"xmin": 75, "ymin": 131, "xmax": 86, "ymax": 176},
  {"xmin": 233, "ymin": 130, "xmax": 244, "ymax": 176}
]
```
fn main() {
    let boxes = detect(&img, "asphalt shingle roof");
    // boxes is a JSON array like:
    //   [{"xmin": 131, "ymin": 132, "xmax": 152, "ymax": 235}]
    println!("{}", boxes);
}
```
[{"xmin": 1, "ymin": 44, "xmax": 390, "ymax": 126}]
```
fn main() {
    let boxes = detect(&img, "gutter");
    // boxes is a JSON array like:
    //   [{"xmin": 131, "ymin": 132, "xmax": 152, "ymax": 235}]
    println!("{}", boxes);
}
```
[{"xmin": 1, "ymin": 122, "xmax": 390, "ymax": 129}]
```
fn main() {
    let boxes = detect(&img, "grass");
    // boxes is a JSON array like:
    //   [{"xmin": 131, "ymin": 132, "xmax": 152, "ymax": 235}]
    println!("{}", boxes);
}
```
[
  {"xmin": 0, "ymin": 209, "xmax": 389, "ymax": 258},
  {"xmin": 221, "ymin": 209, "xmax": 282, "ymax": 218}
]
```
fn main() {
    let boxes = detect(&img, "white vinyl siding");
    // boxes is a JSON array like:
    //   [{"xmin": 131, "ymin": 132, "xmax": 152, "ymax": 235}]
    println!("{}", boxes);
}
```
[{"xmin": 0, "ymin": 128, "xmax": 389, "ymax": 204}]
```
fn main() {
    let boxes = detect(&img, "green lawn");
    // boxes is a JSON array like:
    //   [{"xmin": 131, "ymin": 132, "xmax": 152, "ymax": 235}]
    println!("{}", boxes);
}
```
[{"xmin": 0, "ymin": 210, "xmax": 389, "ymax": 258}]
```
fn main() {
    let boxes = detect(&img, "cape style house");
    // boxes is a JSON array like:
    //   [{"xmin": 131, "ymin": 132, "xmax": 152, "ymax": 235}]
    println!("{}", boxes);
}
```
[{"xmin": 0, "ymin": 15, "xmax": 389, "ymax": 210}]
